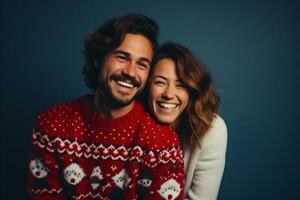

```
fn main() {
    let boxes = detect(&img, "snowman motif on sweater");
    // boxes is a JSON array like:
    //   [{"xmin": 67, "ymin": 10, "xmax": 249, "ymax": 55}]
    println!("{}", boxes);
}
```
[
  {"xmin": 157, "ymin": 178, "xmax": 181, "ymax": 200},
  {"xmin": 63, "ymin": 162, "xmax": 85, "ymax": 196},
  {"xmin": 29, "ymin": 158, "xmax": 49, "ymax": 188}
]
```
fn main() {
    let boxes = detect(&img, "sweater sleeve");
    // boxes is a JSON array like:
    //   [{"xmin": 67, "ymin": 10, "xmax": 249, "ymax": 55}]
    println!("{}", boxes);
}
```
[
  {"xmin": 186, "ymin": 116, "xmax": 227, "ymax": 200},
  {"xmin": 27, "ymin": 114, "xmax": 66, "ymax": 200},
  {"xmin": 132, "ymin": 120, "xmax": 185, "ymax": 200},
  {"xmin": 143, "ymin": 145, "xmax": 184, "ymax": 200}
]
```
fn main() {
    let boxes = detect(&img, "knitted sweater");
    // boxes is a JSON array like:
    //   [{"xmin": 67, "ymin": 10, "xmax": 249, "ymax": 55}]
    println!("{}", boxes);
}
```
[
  {"xmin": 184, "ymin": 115, "xmax": 227, "ymax": 200},
  {"xmin": 27, "ymin": 95, "xmax": 184, "ymax": 200}
]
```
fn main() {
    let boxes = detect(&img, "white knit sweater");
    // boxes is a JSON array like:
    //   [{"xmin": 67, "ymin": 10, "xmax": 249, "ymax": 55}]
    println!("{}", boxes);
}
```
[{"xmin": 184, "ymin": 115, "xmax": 228, "ymax": 200}]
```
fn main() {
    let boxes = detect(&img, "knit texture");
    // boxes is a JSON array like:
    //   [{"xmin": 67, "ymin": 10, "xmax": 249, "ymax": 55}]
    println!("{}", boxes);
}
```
[{"xmin": 27, "ymin": 95, "xmax": 184, "ymax": 200}]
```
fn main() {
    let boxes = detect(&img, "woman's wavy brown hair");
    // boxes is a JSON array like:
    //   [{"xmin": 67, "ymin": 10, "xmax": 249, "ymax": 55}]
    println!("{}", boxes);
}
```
[{"xmin": 150, "ymin": 42, "xmax": 220, "ymax": 148}]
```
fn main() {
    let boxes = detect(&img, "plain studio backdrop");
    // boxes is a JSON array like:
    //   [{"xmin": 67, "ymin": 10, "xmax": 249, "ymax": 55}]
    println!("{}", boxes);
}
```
[{"xmin": 1, "ymin": 0, "xmax": 299, "ymax": 199}]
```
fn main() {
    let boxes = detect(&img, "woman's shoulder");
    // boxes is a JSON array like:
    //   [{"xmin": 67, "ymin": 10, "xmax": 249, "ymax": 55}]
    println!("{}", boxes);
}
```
[
  {"xmin": 200, "ymin": 115, "xmax": 227, "ymax": 148},
  {"xmin": 211, "ymin": 115, "xmax": 227, "ymax": 134}
]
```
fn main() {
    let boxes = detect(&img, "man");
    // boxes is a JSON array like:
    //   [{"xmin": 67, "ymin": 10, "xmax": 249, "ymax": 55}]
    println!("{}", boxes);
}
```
[{"xmin": 27, "ymin": 14, "xmax": 184, "ymax": 200}]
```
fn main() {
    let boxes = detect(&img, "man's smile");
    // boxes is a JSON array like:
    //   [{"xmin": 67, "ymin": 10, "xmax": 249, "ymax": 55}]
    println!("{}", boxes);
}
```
[{"xmin": 116, "ymin": 80, "xmax": 134, "ymax": 88}]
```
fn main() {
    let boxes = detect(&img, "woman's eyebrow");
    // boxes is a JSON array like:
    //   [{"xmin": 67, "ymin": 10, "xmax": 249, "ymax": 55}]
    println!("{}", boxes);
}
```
[{"xmin": 153, "ymin": 75, "xmax": 167, "ymax": 80}]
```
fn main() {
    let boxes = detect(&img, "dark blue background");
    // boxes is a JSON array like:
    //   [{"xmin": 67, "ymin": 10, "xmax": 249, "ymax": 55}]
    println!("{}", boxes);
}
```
[{"xmin": 1, "ymin": 0, "xmax": 299, "ymax": 199}]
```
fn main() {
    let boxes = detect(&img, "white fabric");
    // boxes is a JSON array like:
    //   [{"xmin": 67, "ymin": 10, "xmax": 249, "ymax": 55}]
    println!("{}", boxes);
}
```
[{"xmin": 184, "ymin": 115, "xmax": 228, "ymax": 200}]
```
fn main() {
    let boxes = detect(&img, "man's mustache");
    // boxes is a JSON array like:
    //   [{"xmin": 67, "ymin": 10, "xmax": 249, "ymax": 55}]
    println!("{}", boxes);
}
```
[{"xmin": 110, "ymin": 74, "xmax": 141, "ymax": 88}]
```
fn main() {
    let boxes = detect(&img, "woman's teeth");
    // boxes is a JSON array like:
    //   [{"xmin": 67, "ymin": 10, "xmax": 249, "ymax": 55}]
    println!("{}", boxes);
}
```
[{"xmin": 158, "ymin": 102, "xmax": 178, "ymax": 109}]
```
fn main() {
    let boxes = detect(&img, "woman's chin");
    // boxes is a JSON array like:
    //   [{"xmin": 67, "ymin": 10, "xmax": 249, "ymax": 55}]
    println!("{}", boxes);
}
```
[{"xmin": 154, "ymin": 115, "xmax": 176, "ymax": 125}]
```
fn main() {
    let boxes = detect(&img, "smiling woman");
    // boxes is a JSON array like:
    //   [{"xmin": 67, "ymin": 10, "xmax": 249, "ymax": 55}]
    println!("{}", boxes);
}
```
[
  {"xmin": 148, "ymin": 58, "xmax": 189, "ymax": 124},
  {"xmin": 147, "ymin": 42, "xmax": 228, "ymax": 200}
]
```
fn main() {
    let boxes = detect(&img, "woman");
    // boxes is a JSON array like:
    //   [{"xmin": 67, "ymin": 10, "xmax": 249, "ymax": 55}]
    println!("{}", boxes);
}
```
[{"xmin": 147, "ymin": 42, "xmax": 227, "ymax": 200}]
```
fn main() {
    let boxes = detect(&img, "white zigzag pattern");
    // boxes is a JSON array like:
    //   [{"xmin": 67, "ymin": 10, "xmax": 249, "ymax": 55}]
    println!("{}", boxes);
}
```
[
  {"xmin": 30, "ymin": 188, "xmax": 62, "ymax": 194},
  {"xmin": 72, "ymin": 192, "xmax": 110, "ymax": 200},
  {"xmin": 32, "ymin": 131, "xmax": 182, "ymax": 167},
  {"xmin": 32, "ymin": 130, "xmax": 54, "ymax": 153}
]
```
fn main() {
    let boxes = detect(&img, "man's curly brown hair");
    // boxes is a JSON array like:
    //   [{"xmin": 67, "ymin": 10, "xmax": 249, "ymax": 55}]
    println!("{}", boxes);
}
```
[{"xmin": 82, "ymin": 13, "xmax": 159, "ymax": 91}]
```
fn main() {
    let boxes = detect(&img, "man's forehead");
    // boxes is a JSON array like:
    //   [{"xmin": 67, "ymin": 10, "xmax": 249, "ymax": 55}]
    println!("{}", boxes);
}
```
[{"xmin": 114, "ymin": 33, "xmax": 153, "ymax": 60}]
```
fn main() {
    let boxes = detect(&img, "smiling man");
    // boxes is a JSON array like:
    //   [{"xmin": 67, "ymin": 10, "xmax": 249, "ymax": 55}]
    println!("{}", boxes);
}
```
[
  {"xmin": 27, "ymin": 14, "xmax": 184, "ymax": 200},
  {"xmin": 95, "ymin": 33, "xmax": 152, "ymax": 118}
]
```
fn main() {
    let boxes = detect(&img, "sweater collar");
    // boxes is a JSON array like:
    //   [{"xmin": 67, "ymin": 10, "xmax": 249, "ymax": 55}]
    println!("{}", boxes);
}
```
[{"xmin": 76, "ymin": 94, "xmax": 144, "ymax": 128}]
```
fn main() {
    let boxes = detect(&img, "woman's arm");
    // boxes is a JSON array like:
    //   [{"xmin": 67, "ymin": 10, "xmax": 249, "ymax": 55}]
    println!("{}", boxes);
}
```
[{"xmin": 186, "ymin": 116, "xmax": 228, "ymax": 200}]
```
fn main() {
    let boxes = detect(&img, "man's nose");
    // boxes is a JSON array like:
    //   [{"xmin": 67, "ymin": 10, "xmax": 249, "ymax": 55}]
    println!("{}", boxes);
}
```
[{"xmin": 122, "ymin": 62, "xmax": 137, "ymax": 78}]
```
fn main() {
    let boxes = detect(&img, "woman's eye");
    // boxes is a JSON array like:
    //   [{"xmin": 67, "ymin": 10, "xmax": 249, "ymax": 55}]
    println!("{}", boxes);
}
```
[
  {"xmin": 176, "ymin": 83, "xmax": 187, "ymax": 89},
  {"xmin": 154, "ymin": 81, "xmax": 165, "ymax": 85}
]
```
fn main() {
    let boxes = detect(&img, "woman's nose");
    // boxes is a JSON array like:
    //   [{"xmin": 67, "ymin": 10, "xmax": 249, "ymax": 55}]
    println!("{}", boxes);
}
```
[{"xmin": 162, "ymin": 86, "xmax": 175, "ymax": 99}]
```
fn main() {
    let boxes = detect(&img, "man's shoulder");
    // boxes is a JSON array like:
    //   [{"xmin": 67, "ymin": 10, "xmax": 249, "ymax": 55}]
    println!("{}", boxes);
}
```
[
  {"xmin": 135, "ymin": 101, "xmax": 174, "ymax": 131},
  {"xmin": 34, "ymin": 96, "xmax": 86, "ymax": 132},
  {"xmin": 134, "ymin": 102, "xmax": 180, "ymax": 149},
  {"xmin": 38, "ymin": 96, "xmax": 84, "ymax": 118}
]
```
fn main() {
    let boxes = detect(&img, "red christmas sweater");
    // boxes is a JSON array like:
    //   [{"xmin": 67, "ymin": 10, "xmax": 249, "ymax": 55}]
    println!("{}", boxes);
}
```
[{"xmin": 27, "ymin": 95, "xmax": 184, "ymax": 200}]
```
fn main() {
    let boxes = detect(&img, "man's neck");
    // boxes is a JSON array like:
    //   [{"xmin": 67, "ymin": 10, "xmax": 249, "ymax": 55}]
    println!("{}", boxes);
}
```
[{"xmin": 93, "ymin": 92, "xmax": 134, "ymax": 119}]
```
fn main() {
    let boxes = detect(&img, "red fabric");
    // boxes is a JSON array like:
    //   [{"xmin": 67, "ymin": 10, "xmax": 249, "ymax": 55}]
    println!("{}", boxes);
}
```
[{"xmin": 27, "ymin": 95, "xmax": 184, "ymax": 200}]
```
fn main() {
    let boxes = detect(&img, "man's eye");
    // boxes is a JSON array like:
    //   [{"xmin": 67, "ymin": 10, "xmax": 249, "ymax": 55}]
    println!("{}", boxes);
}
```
[
  {"xmin": 137, "ymin": 62, "xmax": 149, "ymax": 70},
  {"xmin": 115, "ymin": 55, "xmax": 128, "ymax": 61}
]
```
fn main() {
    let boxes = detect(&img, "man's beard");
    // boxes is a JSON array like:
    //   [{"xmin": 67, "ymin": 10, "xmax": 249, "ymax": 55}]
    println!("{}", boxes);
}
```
[
  {"xmin": 98, "ymin": 74, "xmax": 143, "ymax": 109},
  {"xmin": 101, "ymin": 85, "xmax": 139, "ymax": 109}
]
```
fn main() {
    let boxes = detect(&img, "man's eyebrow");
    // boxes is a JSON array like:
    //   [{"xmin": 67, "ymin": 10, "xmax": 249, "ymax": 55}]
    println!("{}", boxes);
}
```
[
  {"xmin": 112, "ymin": 50, "xmax": 151, "ymax": 65},
  {"xmin": 111, "ymin": 50, "xmax": 130, "ymax": 57}
]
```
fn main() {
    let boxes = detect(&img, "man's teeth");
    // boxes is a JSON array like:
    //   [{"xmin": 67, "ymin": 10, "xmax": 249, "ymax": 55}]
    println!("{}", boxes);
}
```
[
  {"xmin": 158, "ymin": 102, "xmax": 178, "ymax": 109},
  {"xmin": 117, "ymin": 81, "xmax": 134, "ymax": 88}
]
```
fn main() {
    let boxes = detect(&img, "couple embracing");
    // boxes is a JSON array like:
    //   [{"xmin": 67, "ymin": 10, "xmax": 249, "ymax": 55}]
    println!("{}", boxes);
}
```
[{"xmin": 27, "ymin": 13, "xmax": 227, "ymax": 200}]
